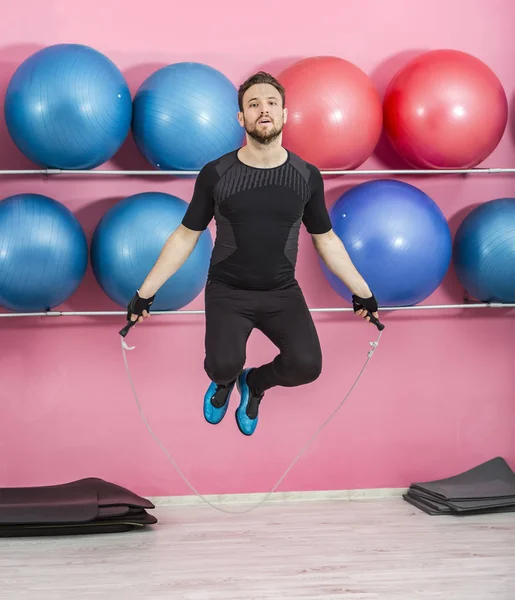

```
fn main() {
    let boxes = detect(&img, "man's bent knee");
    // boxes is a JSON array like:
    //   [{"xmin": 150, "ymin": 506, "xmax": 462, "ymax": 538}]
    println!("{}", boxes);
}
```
[
  {"xmin": 205, "ymin": 357, "xmax": 244, "ymax": 385},
  {"xmin": 282, "ymin": 351, "xmax": 322, "ymax": 386}
]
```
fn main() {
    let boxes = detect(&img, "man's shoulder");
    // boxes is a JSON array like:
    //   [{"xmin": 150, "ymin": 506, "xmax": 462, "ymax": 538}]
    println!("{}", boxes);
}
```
[
  {"xmin": 199, "ymin": 150, "xmax": 239, "ymax": 181},
  {"xmin": 287, "ymin": 150, "xmax": 320, "ymax": 183}
]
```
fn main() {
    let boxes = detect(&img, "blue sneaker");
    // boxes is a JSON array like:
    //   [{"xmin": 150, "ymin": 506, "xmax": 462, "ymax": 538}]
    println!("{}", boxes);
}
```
[
  {"xmin": 203, "ymin": 380, "xmax": 236, "ymax": 425},
  {"xmin": 235, "ymin": 368, "xmax": 264, "ymax": 436}
]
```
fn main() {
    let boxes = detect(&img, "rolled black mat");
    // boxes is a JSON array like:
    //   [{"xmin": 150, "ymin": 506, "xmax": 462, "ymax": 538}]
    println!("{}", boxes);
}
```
[{"xmin": 0, "ymin": 477, "xmax": 157, "ymax": 536}]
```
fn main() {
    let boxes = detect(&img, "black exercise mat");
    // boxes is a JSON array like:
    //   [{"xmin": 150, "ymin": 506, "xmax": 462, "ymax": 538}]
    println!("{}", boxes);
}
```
[
  {"xmin": 0, "ymin": 510, "xmax": 156, "ymax": 530},
  {"xmin": 406, "ymin": 490, "xmax": 453, "ymax": 513},
  {"xmin": 0, "ymin": 486, "xmax": 98, "ymax": 524},
  {"xmin": 0, "ymin": 477, "xmax": 157, "ymax": 536},
  {"xmin": 97, "ymin": 505, "xmax": 132, "ymax": 518},
  {"xmin": 404, "ymin": 457, "xmax": 515, "ymax": 516},
  {"xmin": 0, "ymin": 477, "xmax": 155, "ymax": 524},
  {"xmin": 404, "ymin": 491, "xmax": 515, "ymax": 516},
  {"xmin": 404, "ymin": 492, "xmax": 447, "ymax": 515},
  {"xmin": 0, "ymin": 511, "xmax": 157, "ymax": 538},
  {"xmin": 98, "ymin": 506, "xmax": 149, "ymax": 517},
  {"xmin": 79, "ymin": 478, "xmax": 155, "ymax": 509},
  {"xmin": 0, "ymin": 523, "xmax": 136, "ymax": 537},
  {"xmin": 410, "ymin": 488, "xmax": 515, "ymax": 512},
  {"xmin": 409, "ymin": 457, "xmax": 515, "ymax": 502}
]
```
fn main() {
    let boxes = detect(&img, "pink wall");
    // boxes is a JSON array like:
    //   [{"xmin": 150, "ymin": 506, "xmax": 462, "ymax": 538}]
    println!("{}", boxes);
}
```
[{"xmin": 1, "ymin": 0, "xmax": 514, "ymax": 498}]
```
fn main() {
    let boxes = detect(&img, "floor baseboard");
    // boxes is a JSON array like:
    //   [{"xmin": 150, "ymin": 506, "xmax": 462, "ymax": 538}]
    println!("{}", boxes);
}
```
[{"xmin": 148, "ymin": 487, "xmax": 407, "ymax": 507}]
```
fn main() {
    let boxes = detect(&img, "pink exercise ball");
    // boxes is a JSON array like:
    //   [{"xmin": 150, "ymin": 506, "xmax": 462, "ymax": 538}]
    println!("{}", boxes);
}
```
[
  {"xmin": 278, "ymin": 56, "xmax": 382, "ymax": 170},
  {"xmin": 383, "ymin": 50, "xmax": 508, "ymax": 169}
]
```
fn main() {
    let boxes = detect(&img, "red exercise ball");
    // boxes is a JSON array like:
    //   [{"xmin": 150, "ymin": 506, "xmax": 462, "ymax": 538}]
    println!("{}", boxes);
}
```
[
  {"xmin": 278, "ymin": 56, "xmax": 382, "ymax": 170},
  {"xmin": 383, "ymin": 50, "xmax": 508, "ymax": 169}
]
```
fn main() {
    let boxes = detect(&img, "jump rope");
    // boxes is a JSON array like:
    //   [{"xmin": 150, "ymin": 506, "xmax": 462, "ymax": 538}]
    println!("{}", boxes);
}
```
[{"xmin": 119, "ymin": 308, "xmax": 384, "ymax": 515}]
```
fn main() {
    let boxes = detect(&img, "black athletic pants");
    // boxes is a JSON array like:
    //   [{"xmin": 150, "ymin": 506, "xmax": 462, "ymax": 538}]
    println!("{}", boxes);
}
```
[{"xmin": 204, "ymin": 279, "xmax": 322, "ymax": 395}]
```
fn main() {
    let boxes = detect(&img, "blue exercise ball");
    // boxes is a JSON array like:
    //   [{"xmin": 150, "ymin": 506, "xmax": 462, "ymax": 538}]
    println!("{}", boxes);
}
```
[
  {"xmin": 453, "ymin": 198, "xmax": 515, "ymax": 302},
  {"xmin": 5, "ymin": 44, "xmax": 132, "ymax": 169},
  {"xmin": 0, "ymin": 194, "xmax": 88, "ymax": 311},
  {"xmin": 322, "ymin": 180, "xmax": 452, "ymax": 306},
  {"xmin": 132, "ymin": 62, "xmax": 244, "ymax": 171},
  {"xmin": 91, "ymin": 192, "xmax": 213, "ymax": 309}
]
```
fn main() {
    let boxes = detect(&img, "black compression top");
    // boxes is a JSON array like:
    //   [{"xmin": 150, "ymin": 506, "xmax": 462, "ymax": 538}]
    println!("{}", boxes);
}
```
[{"xmin": 181, "ymin": 149, "xmax": 332, "ymax": 291}]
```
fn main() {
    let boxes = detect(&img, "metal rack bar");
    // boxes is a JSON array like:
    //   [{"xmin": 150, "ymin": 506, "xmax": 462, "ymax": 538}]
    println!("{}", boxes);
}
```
[
  {"xmin": 0, "ymin": 302, "xmax": 514, "ymax": 319},
  {"xmin": 0, "ymin": 167, "xmax": 514, "ymax": 177}
]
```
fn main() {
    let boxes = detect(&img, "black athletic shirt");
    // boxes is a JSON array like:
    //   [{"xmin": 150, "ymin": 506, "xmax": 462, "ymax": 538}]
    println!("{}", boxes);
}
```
[{"xmin": 181, "ymin": 149, "xmax": 332, "ymax": 291}]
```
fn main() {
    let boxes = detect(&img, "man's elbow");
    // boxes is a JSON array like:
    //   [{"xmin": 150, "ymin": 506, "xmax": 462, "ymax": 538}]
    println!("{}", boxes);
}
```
[
  {"xmin": 312, "ymin": 229, "xmax": 339, "ymax": 253},
  {"xmin": 176, "ymin": 223, "xmax": 203, "ymax": 244}
]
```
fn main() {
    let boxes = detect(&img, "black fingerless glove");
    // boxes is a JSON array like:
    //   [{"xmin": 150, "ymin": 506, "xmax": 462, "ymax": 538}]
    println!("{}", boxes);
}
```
[
  {"xmin": 119, "ymin": 291, "xmax": 156, "ymax": 338},
  {"xmin": 352, "ymin": 293, "xmax": 385, "ymax": 331},
  {"xmin": 352, "ymin": 293, "xmax": 378, "ymax": 314},
  {"xmin": 127, "ymin": 291, "xmax": 156, "ymax": 320},
  {"xmin": 126, "ymin": 290, "xmax": 155, "ymax": 320}
]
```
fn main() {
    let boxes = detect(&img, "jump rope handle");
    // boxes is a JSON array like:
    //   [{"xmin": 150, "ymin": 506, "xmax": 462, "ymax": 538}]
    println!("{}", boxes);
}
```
[
  {"xmin": 368, "ymin": 312, "xmax": 385, "ymax": 331},
  {"xmin": 119, "ymin": 319, "xmax": 137, "ymax": 338},
  {"xmin": 119, "ymin": 292, "xmax": 155, "ymax": 338},
  {"xmin": 352, "ymin": 293, "xmax": 385, "ymax": 332}
]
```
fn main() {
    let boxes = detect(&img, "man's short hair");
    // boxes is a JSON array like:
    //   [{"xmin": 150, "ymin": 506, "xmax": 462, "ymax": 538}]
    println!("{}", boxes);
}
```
[{"xmin": 238, "ymin": 71, "xmax": 285, "ymax": 111}]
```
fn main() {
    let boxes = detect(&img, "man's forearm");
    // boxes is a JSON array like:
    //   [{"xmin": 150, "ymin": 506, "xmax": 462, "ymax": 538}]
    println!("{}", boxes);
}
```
[
  {"xmin": 314, "ymin": 232, "xmax": 371, "ymax": 298},
  {"xmin": 139, "ymin": 225, "xmax": 201, "ymax": 298}
]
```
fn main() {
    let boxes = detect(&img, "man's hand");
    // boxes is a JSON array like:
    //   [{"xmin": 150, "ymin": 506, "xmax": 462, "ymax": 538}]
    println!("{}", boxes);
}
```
[
  {"xmin": 127, "ymin": 291, "xmax": 155, "ymax": 324},
  {"xmin": 352, "ymin": 293, "xmax": 383, "ymax": 330}
]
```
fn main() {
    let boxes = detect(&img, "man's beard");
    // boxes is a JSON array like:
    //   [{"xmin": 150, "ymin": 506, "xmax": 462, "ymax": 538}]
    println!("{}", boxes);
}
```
[{"xmin": 244, "ymin": 118, "xmax": 283, "ymax": 145}]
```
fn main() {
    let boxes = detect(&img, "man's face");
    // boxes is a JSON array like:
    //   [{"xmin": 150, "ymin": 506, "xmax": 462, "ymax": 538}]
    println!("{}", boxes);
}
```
[{"xmin": 238, "ymin": 83, "xmax": 287, "ymax": 145}]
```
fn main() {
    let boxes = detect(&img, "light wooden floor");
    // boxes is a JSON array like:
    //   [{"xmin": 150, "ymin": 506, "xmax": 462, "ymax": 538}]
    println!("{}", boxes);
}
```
[{"xmin": 1, "ymin": 496, "xmax": 514, "ymax": 599}]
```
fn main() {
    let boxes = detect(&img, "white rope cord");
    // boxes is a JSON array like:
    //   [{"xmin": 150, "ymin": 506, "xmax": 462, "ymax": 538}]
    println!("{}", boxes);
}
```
[{"xmin": 120, "ymin": 330, "xmax": 382, "ymax": 515}]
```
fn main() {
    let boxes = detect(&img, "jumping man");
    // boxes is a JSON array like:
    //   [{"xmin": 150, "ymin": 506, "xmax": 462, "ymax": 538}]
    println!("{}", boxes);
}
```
[{"xmin": 125, "ymin": 71, "xmax": 380, "ymax": 436}]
